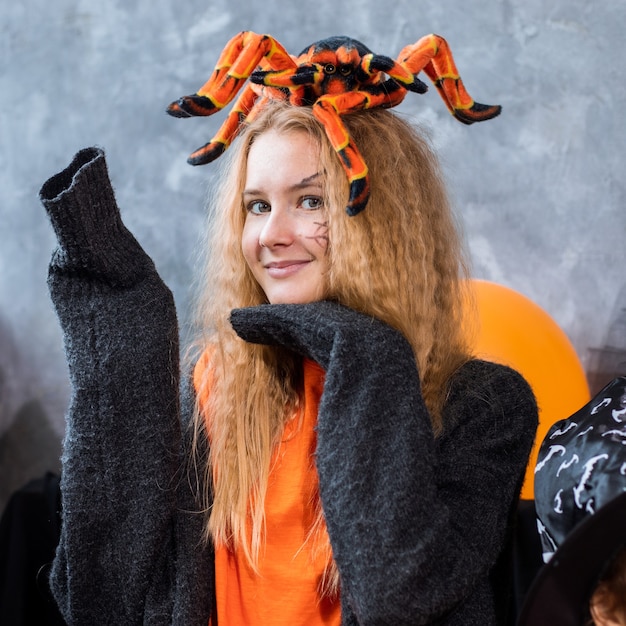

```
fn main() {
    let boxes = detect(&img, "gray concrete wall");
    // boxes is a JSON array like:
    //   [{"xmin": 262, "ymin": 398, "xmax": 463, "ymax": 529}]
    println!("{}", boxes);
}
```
[{"xmin": 2, "ymin": 0, "xmax": 625, "ymax": 508}]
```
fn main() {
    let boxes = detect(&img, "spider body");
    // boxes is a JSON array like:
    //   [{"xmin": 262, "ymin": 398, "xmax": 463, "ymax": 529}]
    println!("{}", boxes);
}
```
[
  {"xmin": 167, "ymin": 31, "xmax": 501, "ymax": 215},
  {"xmin": 268, "ymin": 36, "xmax": 429, "ymax": 105}
]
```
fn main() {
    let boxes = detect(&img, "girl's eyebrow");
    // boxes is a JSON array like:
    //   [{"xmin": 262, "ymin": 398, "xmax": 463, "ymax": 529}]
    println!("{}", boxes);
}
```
[
  {"xmin": 243, "ymin": 172, "xmax": 323, "ymax": 198},
  {"xmin": 299, "ymin": 172, "xmax": 322, "ymax": 185}
]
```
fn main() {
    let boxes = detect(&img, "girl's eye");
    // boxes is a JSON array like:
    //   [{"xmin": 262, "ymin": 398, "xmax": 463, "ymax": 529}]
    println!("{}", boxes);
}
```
[
  {"xmin": 247, "ymin": 200, "xmax": 271, "ymax": 215},
  {"xmin": 300, "ymin": 196, "xmax": 324, "ymax": 210}
]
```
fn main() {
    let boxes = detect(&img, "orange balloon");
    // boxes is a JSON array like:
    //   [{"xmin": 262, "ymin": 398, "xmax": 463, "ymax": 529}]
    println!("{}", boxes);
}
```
[{"xmin": 464, "ymin": 279, "xmax": 590, "ymax": 500}]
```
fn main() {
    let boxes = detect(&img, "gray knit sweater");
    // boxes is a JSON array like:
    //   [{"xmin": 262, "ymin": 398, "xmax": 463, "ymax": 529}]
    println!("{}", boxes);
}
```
[{"xmin": 40, "ymin": 147, "xmax": 538, "ymax": 626}]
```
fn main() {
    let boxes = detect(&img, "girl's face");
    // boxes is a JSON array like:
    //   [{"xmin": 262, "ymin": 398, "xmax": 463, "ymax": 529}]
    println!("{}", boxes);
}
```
[{"xmin": 241, "ymin": 129, "xmax": 330, "ymax": 304}]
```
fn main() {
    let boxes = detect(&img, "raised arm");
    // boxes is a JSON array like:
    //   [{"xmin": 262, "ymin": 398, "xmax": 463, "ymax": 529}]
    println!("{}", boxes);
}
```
[{"xmin": 40, "ymin": 148, "xmax": 210, "ymax": 624}]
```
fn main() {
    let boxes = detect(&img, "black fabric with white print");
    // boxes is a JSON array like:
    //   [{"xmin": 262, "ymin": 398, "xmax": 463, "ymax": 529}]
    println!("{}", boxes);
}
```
[{"xmin": 534, "ymin": 376, "xmax": 626, "ymax": 563}]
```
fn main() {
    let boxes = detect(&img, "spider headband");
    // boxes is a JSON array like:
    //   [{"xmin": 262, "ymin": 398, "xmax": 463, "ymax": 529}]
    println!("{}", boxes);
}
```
[{"xmin": 167, "ymin": 31, "xmax": 501, "ymax": 216}]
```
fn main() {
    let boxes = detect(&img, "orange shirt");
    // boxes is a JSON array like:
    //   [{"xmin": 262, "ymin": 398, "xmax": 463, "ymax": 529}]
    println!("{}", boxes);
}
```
[{"xmin": 195, "ymin": 355, "xmax": 341, "ymax": 626}]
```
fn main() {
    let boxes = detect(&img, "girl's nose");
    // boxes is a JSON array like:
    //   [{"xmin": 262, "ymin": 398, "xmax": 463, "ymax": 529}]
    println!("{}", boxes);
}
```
[{"xmin": 258, "ymin": 207, "xmax": 295, "ymax": 248}]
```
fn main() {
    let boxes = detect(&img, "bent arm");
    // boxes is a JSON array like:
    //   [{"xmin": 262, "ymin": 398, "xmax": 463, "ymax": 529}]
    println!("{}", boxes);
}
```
[{"xmin": 230, "ymin": 301, "xmax": 537, "ymax": 625}]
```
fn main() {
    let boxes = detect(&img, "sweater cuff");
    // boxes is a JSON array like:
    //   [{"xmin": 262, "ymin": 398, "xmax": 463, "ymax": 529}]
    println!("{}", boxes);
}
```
[{"xmin": 40, "ymin": 147, "xmax": 154, "ymax": 286}]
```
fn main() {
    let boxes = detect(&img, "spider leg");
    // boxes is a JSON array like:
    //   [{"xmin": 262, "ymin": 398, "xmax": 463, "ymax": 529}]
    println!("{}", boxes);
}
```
[
  {"xmin": 251, "ymin": 64, "xmax": 320, "ymax": 88},
  {"xmin": 250, "ymin": 64, "xmax": 318, "ymax": 106},
  {"xmin": 186, "ymin": 84, "xmax": 261, "ymax": 165},
  {"xmin": 397, "ymin": 34, "xmax": 501, "ymax": 124},
  {"xmin": 312, "ymin": 93, "xmax": 380, "ymax": 216},
  {"xmin": 166, "ymin": 30, "xmax": 295, "ymax": 118},
  {"xmin": 314, "ymin": 85, "xmax": 412, "ymax": 214},
  {"xmin": 365, "ymin": 54, "xmax": 429, "ymax": 94}
]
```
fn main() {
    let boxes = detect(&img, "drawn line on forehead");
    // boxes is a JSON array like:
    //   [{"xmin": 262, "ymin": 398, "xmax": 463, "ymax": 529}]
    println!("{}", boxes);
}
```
[{"xmin": 243, "ymin": 172, "xmax": 324, "ymax": 198}]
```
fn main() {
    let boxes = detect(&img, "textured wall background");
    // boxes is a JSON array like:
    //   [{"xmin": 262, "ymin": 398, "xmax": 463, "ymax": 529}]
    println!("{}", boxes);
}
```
[{"xmin": 2, "ymin": 0, "xmax": 625, "ymax": 509}]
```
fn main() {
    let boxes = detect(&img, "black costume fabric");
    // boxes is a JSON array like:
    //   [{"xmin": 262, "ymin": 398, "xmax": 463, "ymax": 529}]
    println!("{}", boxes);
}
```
[
  {"xmin": 39, "ymin": 147, "xmax": 538, "ymax": 625},
  {"xmin": 0, "ymin": 473, "xmax": 65, "ymax": 625},
  {"xmin": 517, "ymin": 376, "xmax": 626, "ymax": 626},
  {"xmin": 534, "ymin": 376, "xmax": 626, "ymax": 561}
]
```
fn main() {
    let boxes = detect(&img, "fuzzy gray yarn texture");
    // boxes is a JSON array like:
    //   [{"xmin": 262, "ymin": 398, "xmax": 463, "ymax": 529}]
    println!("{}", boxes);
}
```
[{"xmin": 41, "ymin": 147, "xmax": 538, "ymax": 625}]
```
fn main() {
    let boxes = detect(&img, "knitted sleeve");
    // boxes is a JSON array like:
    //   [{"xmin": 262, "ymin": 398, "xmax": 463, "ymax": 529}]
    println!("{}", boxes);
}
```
[
  {"xmin": 230, "ymin": 301, "xmax": 538, "ymax": 626},
  {"xmin": 39, "ymin": 148, "xmax": 212, "ymax": 625}
]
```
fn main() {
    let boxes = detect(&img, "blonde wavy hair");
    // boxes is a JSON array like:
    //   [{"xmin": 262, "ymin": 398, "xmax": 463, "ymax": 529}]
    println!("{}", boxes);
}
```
[{"xmin": 192, "ymin": 101, "xmax": 472, "ymax": 588}]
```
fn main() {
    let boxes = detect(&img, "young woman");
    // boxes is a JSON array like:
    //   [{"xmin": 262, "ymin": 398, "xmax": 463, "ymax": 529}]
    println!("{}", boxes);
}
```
[{"xmin": 39, "ymin": 100, "xmax": 537, "ymax": 625}]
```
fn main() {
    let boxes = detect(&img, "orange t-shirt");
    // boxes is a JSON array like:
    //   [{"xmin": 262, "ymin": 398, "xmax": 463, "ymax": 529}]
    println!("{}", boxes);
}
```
[{"xmin": 195, "ymin": 354, "xmax": 341, "ymax": 626}]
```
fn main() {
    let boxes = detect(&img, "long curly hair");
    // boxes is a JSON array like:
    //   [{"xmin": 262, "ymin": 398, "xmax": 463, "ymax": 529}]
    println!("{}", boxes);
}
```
[{"xmin": 191, "ymin": 101, "xmax": 472, "ymax": 587}]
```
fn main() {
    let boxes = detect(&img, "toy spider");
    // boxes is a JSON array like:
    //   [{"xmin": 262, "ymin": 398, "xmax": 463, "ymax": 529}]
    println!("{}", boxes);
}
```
[{"xmin": 167, "ymin": 31, "xmax": 501, "ymax": 216}]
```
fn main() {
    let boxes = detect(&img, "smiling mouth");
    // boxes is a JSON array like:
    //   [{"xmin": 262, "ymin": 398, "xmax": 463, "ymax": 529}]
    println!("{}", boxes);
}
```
[{"xmin": 265, "ymin": 260, "xmax": 310, "ymax": 277}]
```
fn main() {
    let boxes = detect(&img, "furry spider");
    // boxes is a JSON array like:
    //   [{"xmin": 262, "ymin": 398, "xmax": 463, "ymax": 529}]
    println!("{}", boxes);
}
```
[{"xmin": 167, "ymin": 31, "xmax": 501, "ymax": 216}]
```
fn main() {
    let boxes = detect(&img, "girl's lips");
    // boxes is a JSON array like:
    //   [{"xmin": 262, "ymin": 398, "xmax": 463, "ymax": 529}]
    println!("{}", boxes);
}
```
[{"xmin": 264, "ymin": 260, "xmax": 310, "ymax": 278}]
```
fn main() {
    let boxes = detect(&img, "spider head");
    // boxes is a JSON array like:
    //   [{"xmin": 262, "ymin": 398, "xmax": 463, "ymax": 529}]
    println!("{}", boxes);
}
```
[
  {"xmin": 298, "ymin": 36, "xmax": 374, "ymax": 95},
  {"xmin": 299, "ymin": 35, "xmax": 372, "ymax": 59}
]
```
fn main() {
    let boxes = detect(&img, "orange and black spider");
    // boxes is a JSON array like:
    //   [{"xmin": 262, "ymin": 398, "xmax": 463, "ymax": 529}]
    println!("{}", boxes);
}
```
[{"xmin": 167, "ymin": 31, "xmax": 501, "ymax": 216}]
